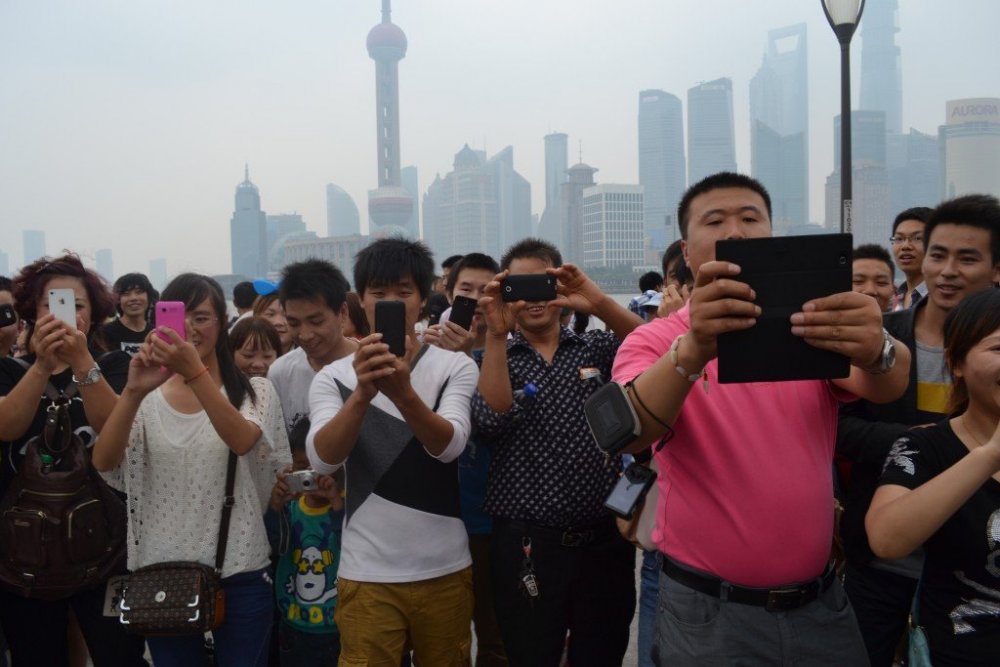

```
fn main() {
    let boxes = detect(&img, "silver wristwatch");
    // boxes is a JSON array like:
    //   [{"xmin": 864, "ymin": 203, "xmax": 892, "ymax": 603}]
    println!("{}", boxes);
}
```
[
  {"xmin": 864, "ymin": 328, "xmax": 896, "ymax": 375},
  {"xmin": 72, "ymin": 366, "xmax": 103, "ymax": 386}
]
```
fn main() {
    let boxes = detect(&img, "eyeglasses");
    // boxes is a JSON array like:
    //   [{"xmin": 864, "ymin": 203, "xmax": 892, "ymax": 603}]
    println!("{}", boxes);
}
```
[
  {"xmin": 890, "ymin": 234, "xmax": 924, "ymax": 245},
  {"xmin": 186, "ymin": 314, "xmax": 218, "ymax": 330}
]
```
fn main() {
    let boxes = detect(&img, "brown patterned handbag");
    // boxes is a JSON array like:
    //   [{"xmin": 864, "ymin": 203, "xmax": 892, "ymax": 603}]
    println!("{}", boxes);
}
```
[{"xmin": 119, "ymin": 452, "xmax": 237, "ymax": 636}]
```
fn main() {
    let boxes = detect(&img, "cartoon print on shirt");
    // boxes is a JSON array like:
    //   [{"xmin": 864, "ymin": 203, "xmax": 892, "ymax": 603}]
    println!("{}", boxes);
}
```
[
  {"xmin": 882, "ymin": 437, "xmax": 918, "ymax": 475},
  {"xmin": 282, "ymin": 518, "xmax": 338, "ymax": 626},
  {"xmin": 949, "ymin": 510, "xmax": 1000, "ymax": 635}
]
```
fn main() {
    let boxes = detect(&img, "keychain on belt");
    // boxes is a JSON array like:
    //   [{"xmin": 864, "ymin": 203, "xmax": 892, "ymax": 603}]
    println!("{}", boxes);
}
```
[{"xmin": 518, "ymin": 537, "xmax": 540, "ymax": 603}]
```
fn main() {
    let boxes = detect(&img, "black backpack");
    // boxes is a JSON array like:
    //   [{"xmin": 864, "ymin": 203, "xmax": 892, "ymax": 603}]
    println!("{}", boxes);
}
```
[{"xmin": 0, "ymin": 369, "xmax": 127, "ymax": 600}]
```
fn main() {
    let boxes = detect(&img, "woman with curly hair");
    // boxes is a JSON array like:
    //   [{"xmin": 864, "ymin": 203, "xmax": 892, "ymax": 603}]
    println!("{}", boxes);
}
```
[{"xmin": 0, "ymin": 253, "xmax": 147, "ymax": 666}]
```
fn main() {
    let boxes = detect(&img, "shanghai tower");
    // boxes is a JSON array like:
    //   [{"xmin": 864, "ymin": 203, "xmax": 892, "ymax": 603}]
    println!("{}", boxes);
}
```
[{"xmin": 367, "ymin": 0, "xmax": 413, "ymax": 236}]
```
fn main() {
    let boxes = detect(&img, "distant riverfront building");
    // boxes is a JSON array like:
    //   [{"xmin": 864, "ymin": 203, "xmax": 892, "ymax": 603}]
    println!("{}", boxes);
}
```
[
  {"xmin": 687, "ymin": 78, "xmax": 737, "ymax": 184},
  {"xmin": 939, "ymin": 98, "xmax": 1000, "ymax": 199},
  {"xmin": 637, "ymin": 90, "xmax": 684, "ymax": 248}
]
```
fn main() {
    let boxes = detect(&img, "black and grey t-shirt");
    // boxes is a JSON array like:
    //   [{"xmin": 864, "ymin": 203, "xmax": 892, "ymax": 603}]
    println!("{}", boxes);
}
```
[
  {"xmin": 102, "ymin": 319, "xmax": 152, "ymax": 357},
  {"xmin": 879, "ymin": 423, "xmax": 1000, "ymax": 666}
]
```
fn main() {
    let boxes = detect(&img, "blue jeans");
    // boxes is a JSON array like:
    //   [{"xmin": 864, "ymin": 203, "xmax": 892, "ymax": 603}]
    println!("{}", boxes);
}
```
[
  {"xmin": 147, "ymin": 568, "xmax": 274, "ymax": 667},
  {"xmin": 638, "ymin": 550, "xmax": 660, "ymax": 667},
  {"xmin": 278, "ymin": 623, "xmax": 340, "ymax": 666}
]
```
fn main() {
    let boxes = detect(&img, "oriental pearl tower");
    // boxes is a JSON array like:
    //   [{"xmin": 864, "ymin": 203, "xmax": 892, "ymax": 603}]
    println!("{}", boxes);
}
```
[{"xmin": 366, "ymin": 0, "xmax": 413, "ymax": 238}]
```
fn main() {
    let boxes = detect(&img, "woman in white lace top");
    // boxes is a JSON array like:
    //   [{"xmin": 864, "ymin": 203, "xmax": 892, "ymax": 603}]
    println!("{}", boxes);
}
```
[{"xmin": 93, "ymin": 273, "xmax": 289, "ymax": 667}]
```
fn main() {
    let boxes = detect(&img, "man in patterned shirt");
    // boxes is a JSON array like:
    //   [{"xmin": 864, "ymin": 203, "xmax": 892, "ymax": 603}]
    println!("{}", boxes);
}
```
[{"xmin": 472, "ymin": 237, "xmax": 645, "ymax": 666}]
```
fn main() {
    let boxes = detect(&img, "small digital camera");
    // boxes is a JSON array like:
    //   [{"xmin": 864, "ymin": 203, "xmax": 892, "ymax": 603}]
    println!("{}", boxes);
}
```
[{"xmin": 285, "ymin": 470, "xmax": 319, "ymax": 494}]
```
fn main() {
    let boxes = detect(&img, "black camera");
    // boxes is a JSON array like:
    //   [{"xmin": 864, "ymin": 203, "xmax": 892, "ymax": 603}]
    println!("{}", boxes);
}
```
[
  {"xmin": 0, "ymin": 304, "xmax": 16, "ymax": 328},
  {"xmin": 584, "ymin": 382, "xmax": 640, "ymax": 456}
]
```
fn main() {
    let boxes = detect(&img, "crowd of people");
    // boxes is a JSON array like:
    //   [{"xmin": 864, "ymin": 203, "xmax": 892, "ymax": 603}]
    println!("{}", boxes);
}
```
[{"xmin": 0, "ymin": 171, "xmax": 998, "ymax": 667}]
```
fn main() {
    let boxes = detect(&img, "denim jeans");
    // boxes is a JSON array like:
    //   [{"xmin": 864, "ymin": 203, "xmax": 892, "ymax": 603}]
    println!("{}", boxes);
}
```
[
  {"xmin": 278, "ymin": 623, "xmax": 340, "ymax": 666},
  {"xmin": 146, "ymin": 568, "xmax": 274, "ymax": 667},
  {"xmin": 638, "ymin": 550, "xmax": 660, "ymax": 667}
]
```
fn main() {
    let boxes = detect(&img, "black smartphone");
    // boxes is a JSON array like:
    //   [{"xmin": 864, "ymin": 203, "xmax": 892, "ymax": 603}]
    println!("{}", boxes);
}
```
[
  {"xmin": 716, "ymin": 234, "xmax": 852, "ymax": 383},
  {"xmin": 0, "ymin": 304, "xmax": 15, "ymax": 328},
  {"xmin": 375, "ymin": 300, "xmax": 406, "ymax": 357},
  {"xmin": 449, "ymin": 295, "xmax": 477, "ymax": 331},
  {"xmin": 604, "ymin": 463, "xmax": 657, "ymax": 520},
  {"xmin": 501, "ymin": 274, "xmax": 557, "ymax": 302}
]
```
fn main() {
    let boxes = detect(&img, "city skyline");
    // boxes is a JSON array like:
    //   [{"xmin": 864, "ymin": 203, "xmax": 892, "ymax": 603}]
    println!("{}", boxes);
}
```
[{"xmin": 2, "ymin": 0, "xmax": 998, "ymax": 276}]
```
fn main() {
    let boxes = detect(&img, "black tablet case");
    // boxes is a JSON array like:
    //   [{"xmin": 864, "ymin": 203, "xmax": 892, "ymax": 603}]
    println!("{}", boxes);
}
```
[{"xmin": 715, "ymin": 234, "xmax": 853, "ymax": 383}]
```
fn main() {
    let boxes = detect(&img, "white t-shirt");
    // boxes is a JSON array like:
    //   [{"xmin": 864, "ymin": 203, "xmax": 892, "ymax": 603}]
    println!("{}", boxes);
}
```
[
  {"xmin": 267, "ymin": 347, "xmax": 317, "ymax": 433},
  {"xmin": 306, "ymin": 345, "xmax": 478, "ymax": 583},
  {"xmin": 104, "ymin": 376, "xmax": 291, "ymax": 578}
]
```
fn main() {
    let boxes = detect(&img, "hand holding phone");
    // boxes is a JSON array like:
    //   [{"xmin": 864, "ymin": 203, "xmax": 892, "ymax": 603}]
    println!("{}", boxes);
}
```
[
  {"xmin": 48, "ymin": 289, "xmax": 76, "ymax": 328},
  {"xmin": 154, "ymin": 302, "xmax": 187, "ymax": 343},
  {"xmin": 449, "ymin": 295, "xmax": 477, "ymax": 331},
  {"xmin": 604, "ymin": 463, "xmax": 657, "ymax": 520},
  {"xmin": 375, "ymin": 300, "xmax": 406, "ymax": 357},
  {"xmin": 501, "ymin": 274, "xmax": 557, "ymax": 302}
]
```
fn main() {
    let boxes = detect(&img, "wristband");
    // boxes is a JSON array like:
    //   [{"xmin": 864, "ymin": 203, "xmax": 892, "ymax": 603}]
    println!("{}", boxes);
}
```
[
  {"xmin": 184, "ymin": 366, "xmax": 210, "ymax": 384},
  {"xmin": 669, "ymin": 334, "xmax": 709, "ymax": 392}
]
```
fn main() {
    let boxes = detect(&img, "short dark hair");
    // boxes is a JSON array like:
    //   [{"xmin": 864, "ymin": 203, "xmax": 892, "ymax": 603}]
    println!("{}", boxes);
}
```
[
  {"xmin": 638, "ymin": 271, "xmax": 663, "ymax": 293},
  {"xmin": 891, "ymin": 206, "xmax": 933, "ymax": 235},
  {"xmin": 228, "ymin": 316, "xmax": 283, "ymax": 359},
  {"xmin": 280, "ymin": 259, "xmax": 350, "ymax": 311},
  {"xmin": 112, "ymin": 272, "xmax": 157, "ymax": 316},
  {"xmin": 354, "ymin": 238, "xmax": 435, "ymax": 300},
  {"xmin": 662, "ymin": 240, "xmax": 683, "ymax": 277},
  {"xmin": 445, "ymin": 253, "xmax": 500, "ymax": 295},
  {"xmin": 677, "ymin": 172, "xmax": 772, "ymax": 240},
  {"xmin": 925, "ymin": 194, "xmax": 1000, "ymax": 265},
  {"xmin": 944, "ymin": 288, "xmax": 1000, "ymax": 416},
  {"xmin": 288, "ymin": 416, "xmax": 311, "ymax": 454},
  {"xmin": 0, "ymin": 276, "xmax": 12, "ymax": 293},
  {"xmin": 500, "ymin": 238, "xmax": 562, "ymax": 271},
  {"xmin": 232, "ymin": 281, "xmax": 256, "ymax": 310},
  {"xmin": 441, "ymin": 254, "xmax": 464, "ymax": 271},
  {"xmin": 344, "ymin": 292, "xmax": 369, "ymax": 337},
  {"xmin": 853, "ymin": 244, "xmax": 895, "ymax": 276}
]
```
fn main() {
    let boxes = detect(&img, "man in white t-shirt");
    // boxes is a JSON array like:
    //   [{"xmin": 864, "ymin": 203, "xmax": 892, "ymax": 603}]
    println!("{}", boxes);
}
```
[
  {"xmin": 266, "ymin": 260, "xmax": 357, "ymax": 433},
  {"xmin": 307, "ymin": 238, "xmax": 478, "ymax": 666}
]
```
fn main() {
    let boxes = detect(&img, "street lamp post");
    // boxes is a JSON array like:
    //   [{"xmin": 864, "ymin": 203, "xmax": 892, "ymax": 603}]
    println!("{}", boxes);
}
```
[{"xmin": 822, "ymin": 0, "xmax": 865, "ymax": 235}]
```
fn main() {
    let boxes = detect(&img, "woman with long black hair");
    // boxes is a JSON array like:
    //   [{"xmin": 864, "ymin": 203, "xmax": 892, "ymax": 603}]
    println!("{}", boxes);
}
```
[
  {"xmin": 93, "ymin": 273, "xmax": 289, "ymax": 667},
  {"xmin": 0, "ymin": 253, "xmax": 147, "ymax": 666},
  {"xmin": 868, "ymin": 288, "xmax": 1000, "ymax": 666}
]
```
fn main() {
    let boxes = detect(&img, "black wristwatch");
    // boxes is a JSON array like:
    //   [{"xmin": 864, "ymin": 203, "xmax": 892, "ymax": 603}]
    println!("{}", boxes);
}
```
[{"xmin": 863, "ymin": 328, "xmax": 896, "ymax": 375}]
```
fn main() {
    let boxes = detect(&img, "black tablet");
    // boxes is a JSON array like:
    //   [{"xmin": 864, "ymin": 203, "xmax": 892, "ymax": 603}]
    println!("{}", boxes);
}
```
[{"xmin": 715, "ymin": 234, "xmax": 853, "ymax": 383}]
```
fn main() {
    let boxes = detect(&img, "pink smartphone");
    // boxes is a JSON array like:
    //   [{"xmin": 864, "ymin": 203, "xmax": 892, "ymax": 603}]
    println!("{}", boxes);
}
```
[{"xmin": 154, "ymin": 301, "xmax": 186, "ymax": 342}]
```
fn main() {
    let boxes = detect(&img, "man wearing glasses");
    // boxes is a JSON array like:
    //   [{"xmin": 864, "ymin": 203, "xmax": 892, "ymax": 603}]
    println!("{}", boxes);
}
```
[{"xmin": 889, "ymin": 207, "xmax": 933, "ymax": 311}]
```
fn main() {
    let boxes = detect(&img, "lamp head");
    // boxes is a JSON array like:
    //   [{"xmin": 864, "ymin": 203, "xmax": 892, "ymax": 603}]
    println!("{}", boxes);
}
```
[{"xmin": 822, "ymin": 0, "xmax": 866, "ymax": 43}]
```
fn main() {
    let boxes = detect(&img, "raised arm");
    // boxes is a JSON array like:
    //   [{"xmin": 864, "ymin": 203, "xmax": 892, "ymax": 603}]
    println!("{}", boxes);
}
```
[
  {"xmin": 867, "ymin": 424, "xmax": 1000, "ymax": 559},
  {"xmin": 550, "ymin": 263, "xmax": 644, "ymax": 340}
]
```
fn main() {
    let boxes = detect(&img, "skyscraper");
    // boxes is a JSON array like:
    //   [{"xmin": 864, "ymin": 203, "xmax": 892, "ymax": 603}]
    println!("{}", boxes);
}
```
[
  {"xmin": 888, "ymin": 129, "xmax": 941, "ymax": 214},
  {"xmin": 366, "ymin": 0, "xmax": 413, "ymax": 236},
  {"xmin": 401, "ymin": 165, "xmax": 419, "ymax": 239},
  {"xmin": 326, "ymin": 184, "xmax": 361, "ymax": 237},
  {"xmin": 95, "ymin": 249, "xmax": 113, "ymax": 282},
  {"xmin": 939, "ymin": 98, "xmax": 1000, "ymax": 199},
  {"xmin": 749, "ymin": 23, "xmax": 809, "ymax": 226},
  {"xmin": 23, "ymin": 230, "xmax": 46, "ymax": 266},
  {"xmin": 637, "ymin": 90, "xmax": 684, "ymax": 248},
  {"xmin": 543, "ymin": 133, "xmax": 569, "ymax": 216},
  {"xmin": 687, "ymin": 78, "xmax": 737, "ymax": 183},
  {"xmin": 826, "ymin": 112, "xmax": 890, "ymax": 245},
  {"xmin": 860, "ymin": 0, "xmax": 902, "ymax": 135},
  {"xmin": 230, "ymin": 165, "xmax": 267, "ymax": 279},
  {"xmin": 422, "ymin": 145, "xmax": 531, "ymax": 261},
  {"xmin": 560, "ymin": 161, "xmax": 599, "ymax": 266},
  {"xmin": 581, "ymin": 184, "xmax": 644, "ymax": 269}
]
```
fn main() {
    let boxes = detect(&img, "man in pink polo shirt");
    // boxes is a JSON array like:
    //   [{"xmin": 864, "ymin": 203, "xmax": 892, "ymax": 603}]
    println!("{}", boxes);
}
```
[{"xmin": 612, "ymin": 172, "xmax": 911, "ymax": 666}]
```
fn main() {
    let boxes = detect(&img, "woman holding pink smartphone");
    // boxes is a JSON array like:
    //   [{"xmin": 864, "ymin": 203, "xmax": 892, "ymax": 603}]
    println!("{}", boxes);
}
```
[
  {"xmin": 0, "ymin": 253, "xmax": 147, "ymax": 666},
  {"xmin": 92, "ymin": 273, "xmax": 289, "ymax": 667}
]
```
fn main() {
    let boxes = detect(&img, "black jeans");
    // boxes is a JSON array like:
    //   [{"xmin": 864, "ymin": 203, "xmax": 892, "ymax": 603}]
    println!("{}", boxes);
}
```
[
  {"xmin": 0, "ymin": 581, "xmax": 148, "ymax": 667},
  {"xmin": 843, "ymin": 562, "xmax": 918, "ymax": 667},
  {"xmin": 490, "ymin": 518, "xmax": 636, "ymax": 667}
]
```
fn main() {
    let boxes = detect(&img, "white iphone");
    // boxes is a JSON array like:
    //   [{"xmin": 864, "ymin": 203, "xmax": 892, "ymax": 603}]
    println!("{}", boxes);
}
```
[{"xmin": 48, "ymin": 288, "xmax": 77, "ymax": 328}]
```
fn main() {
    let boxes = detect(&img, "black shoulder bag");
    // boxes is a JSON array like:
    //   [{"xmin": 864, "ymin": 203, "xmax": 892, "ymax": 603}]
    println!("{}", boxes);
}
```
[{"xmin": 119, "ymin": 451, "xmax": 238, "ymax": 636}]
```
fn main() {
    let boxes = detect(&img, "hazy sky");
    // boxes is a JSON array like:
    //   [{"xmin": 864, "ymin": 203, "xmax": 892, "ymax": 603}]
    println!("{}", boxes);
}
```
[{"xmin": 1, "ymin": 0, "xmax": 998, "ymax": 277}]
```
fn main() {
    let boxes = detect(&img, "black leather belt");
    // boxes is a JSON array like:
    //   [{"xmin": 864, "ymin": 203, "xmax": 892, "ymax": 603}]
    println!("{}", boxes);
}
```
[
  {"xmin": 502, "ymin": 518, "xmax": 616, "ymax": 548},
  {"xmin": 661, "ymin": 556, "xmax": 837, "ymax": 612}
]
